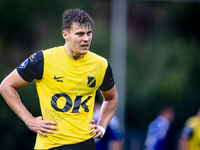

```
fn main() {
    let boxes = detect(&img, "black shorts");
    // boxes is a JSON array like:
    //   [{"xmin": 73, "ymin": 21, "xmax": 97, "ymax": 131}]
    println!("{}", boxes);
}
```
[{"xmin": 49, "ymin": 138, "xmax": 96, "ymax": 150}]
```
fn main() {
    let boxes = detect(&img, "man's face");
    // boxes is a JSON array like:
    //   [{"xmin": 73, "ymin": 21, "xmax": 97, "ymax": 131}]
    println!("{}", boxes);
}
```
[{"xmin": 63, "ymin": 23, "xmax": 92, "ymax": 59}]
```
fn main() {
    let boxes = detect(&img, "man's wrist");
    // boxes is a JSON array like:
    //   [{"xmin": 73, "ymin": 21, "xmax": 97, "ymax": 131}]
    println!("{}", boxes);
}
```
[{"xmin": 97, "ymin": 125, "xmax": 105, "ymax": 138}]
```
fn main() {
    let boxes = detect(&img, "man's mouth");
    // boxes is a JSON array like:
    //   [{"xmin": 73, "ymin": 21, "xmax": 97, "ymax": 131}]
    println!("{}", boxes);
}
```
[{"xmin": 81, "ymin": 44, "xmax": 89, "ymax": 49}]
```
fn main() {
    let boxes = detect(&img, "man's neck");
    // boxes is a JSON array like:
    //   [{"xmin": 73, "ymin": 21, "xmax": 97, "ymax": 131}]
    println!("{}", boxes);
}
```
[{"xmin": 63, "ymin": 44, "xmax": 83, "ymax": 61}]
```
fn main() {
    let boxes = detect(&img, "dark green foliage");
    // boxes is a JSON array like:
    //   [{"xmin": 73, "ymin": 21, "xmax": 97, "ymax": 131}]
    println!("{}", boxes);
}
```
[{"xmin": 1, "ymin": 1, "xmax": 200, "ymax": 149}]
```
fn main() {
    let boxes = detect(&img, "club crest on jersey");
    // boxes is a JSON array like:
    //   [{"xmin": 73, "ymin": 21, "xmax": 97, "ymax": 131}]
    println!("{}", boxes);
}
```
[
  {"xmin": 19, "ymin": 59, "xmax": 28, "ymax": 68},
  {"xmin": 87, "ymin": 77, "xmax": 96, "ymax": 88}
]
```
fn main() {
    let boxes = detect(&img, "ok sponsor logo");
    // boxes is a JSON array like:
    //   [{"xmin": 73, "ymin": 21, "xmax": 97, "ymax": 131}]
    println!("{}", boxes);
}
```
[{"xmin": 51, "ymin": 93, "xmax": 91, "ymax": 113}]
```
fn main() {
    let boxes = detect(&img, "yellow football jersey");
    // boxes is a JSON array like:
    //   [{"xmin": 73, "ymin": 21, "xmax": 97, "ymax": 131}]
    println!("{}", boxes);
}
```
[
  {"xmin": 182, "ymin": 116, "xmax": 200, "ymax": 150},
  {"xmin": 17, "ymin": 46, "xmax": 114, "ymax": 149}
]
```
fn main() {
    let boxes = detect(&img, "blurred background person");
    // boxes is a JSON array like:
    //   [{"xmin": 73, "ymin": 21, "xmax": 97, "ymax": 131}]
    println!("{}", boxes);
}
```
[
  {"xmin": 144, "ymin": 106, "xmax": 175, "ymax": 150},
  {"xmin": 178, "ymin": 107, "xmax": 200, "ymax": 150},
  {"xmin": 93, "ymin": 91, "xmax": 123, "ymax": 150}
]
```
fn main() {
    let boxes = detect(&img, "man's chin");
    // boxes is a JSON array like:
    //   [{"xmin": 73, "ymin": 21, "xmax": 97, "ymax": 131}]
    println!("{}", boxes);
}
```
[{"xmin": 80, "ymin": 49, "xmax": 89, "ymax": 55}]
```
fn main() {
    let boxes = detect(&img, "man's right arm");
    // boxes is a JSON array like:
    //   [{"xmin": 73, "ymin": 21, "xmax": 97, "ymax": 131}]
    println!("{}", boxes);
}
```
[{"xmin": 0, "ymin": 69, "xmax": 58, "ymax": 137}]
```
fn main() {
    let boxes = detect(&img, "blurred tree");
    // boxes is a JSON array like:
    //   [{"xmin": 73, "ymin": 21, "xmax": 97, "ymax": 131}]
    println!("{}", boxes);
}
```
[{"xmin": 125, "ymin": 3, "xmax": 200, "ymax": 149}]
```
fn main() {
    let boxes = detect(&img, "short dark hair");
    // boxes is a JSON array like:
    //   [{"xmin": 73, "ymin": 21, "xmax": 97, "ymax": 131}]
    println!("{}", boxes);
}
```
[{"xmin": 62, "ymin": 9, "xmax": 94, "ymax": 31}]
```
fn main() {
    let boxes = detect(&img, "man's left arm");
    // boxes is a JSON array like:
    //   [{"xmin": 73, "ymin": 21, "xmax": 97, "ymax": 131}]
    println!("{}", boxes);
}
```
[{"xmin": 90, "ymin": 85, "xmax": 118, "ymax": 138}]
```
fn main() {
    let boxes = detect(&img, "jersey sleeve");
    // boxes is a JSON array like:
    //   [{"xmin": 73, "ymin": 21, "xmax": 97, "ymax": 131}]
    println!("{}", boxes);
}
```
[
  {"xmin": 99, "ymin": 63, "xmax": 115, "ymax": 91},
  {"xmin": 16, "ymin": 51, "xmax": 44, "ymax": 82}
]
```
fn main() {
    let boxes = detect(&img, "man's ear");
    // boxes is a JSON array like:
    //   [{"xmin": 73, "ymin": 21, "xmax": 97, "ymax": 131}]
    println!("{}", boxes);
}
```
[{"xmin": 62, "ymin": 30, "xmax": 68, "ymax": 40}]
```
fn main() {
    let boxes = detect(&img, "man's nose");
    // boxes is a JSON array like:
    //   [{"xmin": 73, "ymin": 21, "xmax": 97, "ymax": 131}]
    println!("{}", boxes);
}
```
[{"xmin": 83, "ymin": 34, "xmax": 89, "ymax": 41}]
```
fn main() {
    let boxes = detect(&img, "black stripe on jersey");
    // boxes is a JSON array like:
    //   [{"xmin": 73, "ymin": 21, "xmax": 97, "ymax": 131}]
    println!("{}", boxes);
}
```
[
  {"xmin": 99, "ymin": 63, "xmax": 115, "ymax": 91},
  {"xmin": 17, "ymin": 51, "xmax": 44, "ymax": 82}
]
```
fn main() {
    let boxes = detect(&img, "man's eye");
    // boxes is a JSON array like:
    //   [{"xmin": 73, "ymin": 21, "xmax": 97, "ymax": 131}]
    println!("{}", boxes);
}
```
[
  {"xmin": 87, "ymin": 32, "xmax": 92, "ymax": 36},
  {"xmin": 77, "ymin": 33, "xmax": 84, "ymax": 36}
]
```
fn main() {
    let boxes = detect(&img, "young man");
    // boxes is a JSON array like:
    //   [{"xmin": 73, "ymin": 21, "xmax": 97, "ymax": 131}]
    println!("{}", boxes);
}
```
[{"xmin": 0, "ymin": 9, "xmax": 118, "ymax": 150}]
